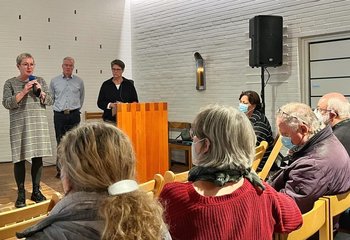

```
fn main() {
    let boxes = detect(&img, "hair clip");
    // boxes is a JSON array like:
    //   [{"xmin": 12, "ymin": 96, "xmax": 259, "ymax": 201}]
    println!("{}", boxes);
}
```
[{"xmin": 108, "ymin": 179, "xmax": 139, "ymax": 196}]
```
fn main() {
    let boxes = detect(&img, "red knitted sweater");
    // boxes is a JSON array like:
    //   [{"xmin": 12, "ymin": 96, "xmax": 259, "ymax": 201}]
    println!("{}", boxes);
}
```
[{"xmin": 159, "ymin": 179, "xmax": 302, "ymax": 240}]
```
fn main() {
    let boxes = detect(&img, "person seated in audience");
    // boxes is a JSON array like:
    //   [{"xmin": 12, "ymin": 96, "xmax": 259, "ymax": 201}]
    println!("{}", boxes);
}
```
[
  {"xmin": 17, "ymin": 122, "xmax": 170, "ymax": 240},
  {"xmin": 315, "ymin": 92, "xmax": 350, "ymax": 155},
  {"xmin": 316, "ymin": 93, "xmax": 350, "ymax": 231},
  {"xmin": 239, "ymin": 90, "xmax": 275, "ymax": 171},
  {"xmin": 269, "ymin": 102, "xmax": 350, "ymax": 214},
  {"xmin": 160, "ymin": 104, "xmax": 302, "ymax": 240}
]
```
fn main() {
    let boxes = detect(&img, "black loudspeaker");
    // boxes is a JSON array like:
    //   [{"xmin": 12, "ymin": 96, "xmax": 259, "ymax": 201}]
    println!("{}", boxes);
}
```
[{"xmin": 249, "ymin": 15, "xmax": 283, "ymax": 68}]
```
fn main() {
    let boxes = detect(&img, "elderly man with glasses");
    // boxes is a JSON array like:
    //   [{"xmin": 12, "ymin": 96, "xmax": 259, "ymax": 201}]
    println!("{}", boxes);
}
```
[
  {"xmin": 315, "ymin": 92, "xmax": 350, "ymax": 155},
  {"xmin": 269, "ymin": 102, "xmax": 350, "ymax": 214}
]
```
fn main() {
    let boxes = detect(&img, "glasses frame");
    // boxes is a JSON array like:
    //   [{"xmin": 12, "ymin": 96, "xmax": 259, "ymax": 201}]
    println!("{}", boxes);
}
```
[
  {"xmin": 20, "ymin": 63, "xmax": 35, "ymax": 68},
  {"xmin": 277, "ymin": 108, "xmax": 308, "ymax": 125}
]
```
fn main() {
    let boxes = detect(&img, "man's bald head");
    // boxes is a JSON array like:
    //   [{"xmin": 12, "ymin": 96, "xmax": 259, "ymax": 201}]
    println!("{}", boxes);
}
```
[{"xmin": 317, "ymin": 92, "xmax": 350, "ymax": 126}]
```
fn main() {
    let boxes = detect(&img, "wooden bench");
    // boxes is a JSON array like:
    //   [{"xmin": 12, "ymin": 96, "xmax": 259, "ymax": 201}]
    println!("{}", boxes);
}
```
[
  {"xmin": 139, "ymin": 174, "xmax": 165, "ymax": 198},
  {"xmin": 274, "ymin": 198, "xmax": 329, "ymax": 240},
  {"xmin": 84, "ymin": 111, "xmax": 103, "ymax": 121},
  {"xmin": 164, "ymin": 170, "xmax": 189, "ymax": 185},
  {"xmin": 0, "ymin": 193, "xmax": 61, "ymax": 240}
]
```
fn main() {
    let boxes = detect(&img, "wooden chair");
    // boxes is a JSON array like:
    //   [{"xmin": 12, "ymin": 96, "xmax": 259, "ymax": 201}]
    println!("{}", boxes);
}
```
[
  {"xmin": 84, "ymin": 111, "xmax": 103, "ymax": 121},
  {"xmin": 321, "ymin": 191, "xmax": 350, "ymax": 240},
  {"xmin": 139, "ymin": 174, "xmax": 165, "ymax": 198},
  {"xmin": 164, "ymin": 170, "xmax": 189, "ymax": 185},
  {"xmin": 0, "ymin": 192, "xmax": 61, "ymax": 240},
  {"xmin": 252, "ymin": 141, "xmax": 268, "ymax": 171},
  {"xmin": 274, "ymin": 198, "xmax": 329, "ymax": 240},
  {"xmin": 258, "ymin": 135, "xmax": 282, "ymax": 181},
  {"xmin": 168, "ymin": 122, "xmax": 192, "ymax": 170}
]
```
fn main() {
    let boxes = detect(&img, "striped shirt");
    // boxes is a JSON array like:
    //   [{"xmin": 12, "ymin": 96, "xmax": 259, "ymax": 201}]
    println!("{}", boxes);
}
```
[{"xmin": 250, "ymin": 109, "xmax": 274, "ymax": 171}]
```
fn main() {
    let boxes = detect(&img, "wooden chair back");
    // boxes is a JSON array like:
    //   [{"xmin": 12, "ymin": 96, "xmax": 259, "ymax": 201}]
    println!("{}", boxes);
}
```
[
  {"xmin": 139, "ymin": 174, "xmax": 165, "ymax": 198},
  {"xmin": 274, "ymin": 198, "xmax": 329, "ymax": 240},
  {"xmin": 258, "ymin": 135, "xmax": 282, "ymax": 180},
  {"xmin": 164, "ymin": 170, "xmax": 189, "ymax": 185},
  {"xmin": 0, "ymin": 192, "xmax": 61, "ymax": 240},
  {"xmin": 252, "ymin": 141, "xmax": 268, "ymax": 171},
  {"xmin": 168, "ymin": 121, "xmax": 192, "ymax": 169},
  {"xmin": 321, "ymin": 191, "xmax": 350, "ymax": 240},
  {"xmin": 84, "ymin": 111, "xmax": 103, "ymax": 121}
]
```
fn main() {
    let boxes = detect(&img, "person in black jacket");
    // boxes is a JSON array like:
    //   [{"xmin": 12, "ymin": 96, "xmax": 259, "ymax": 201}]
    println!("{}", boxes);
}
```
[{"xmin": 97, "ymin": 59, "xmax": 138, "ymax": 122}]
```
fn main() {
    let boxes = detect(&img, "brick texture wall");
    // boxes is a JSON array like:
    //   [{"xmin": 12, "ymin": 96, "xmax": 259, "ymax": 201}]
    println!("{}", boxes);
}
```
[{"xmin": 130, "ymin": 0, "xmax": 350, "ymax": 126}]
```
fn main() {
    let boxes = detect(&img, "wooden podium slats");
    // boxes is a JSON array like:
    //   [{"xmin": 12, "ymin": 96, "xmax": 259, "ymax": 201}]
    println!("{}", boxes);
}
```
[{"xmin": 117, "ymin": 102, "xmax": 168, "ymax": 183}]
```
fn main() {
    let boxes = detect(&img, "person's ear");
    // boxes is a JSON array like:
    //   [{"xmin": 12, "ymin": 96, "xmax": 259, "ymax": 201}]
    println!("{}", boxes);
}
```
[
  {"xmin": 61, "ymin": 174, "xmax": 73, "ymax": 195},
  {"xmin": 329, "ymin": 110, "xmax": 337, "ymax": 120},
  {"xmin": 202, "ymin": 138, "xmax": 210, "ymax": 153},
  {"xmin": 300, "ymin": 124, "xmax": 309, "ymax": 135}
]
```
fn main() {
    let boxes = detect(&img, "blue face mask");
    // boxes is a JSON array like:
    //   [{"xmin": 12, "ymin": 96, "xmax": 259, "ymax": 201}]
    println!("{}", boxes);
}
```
[
  {"xmin": 239, "ymin": 103, "xmax": 249, "ymax": 113},
  {"xmin": 281, "ymin": 136, "xmax": 296, "ymax": 149}
]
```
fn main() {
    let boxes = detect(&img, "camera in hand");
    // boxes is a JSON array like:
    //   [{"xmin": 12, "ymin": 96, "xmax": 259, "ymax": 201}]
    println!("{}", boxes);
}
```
[{"xmin": 29, "ymin": 75, "xmax": 41, "ymax": 97}]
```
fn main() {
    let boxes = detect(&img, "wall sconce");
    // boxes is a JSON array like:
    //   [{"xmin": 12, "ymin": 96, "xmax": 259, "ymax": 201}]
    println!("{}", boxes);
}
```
[{"xmin": 194, "ymin": 52, "xmax": 206, "ymax": 91}]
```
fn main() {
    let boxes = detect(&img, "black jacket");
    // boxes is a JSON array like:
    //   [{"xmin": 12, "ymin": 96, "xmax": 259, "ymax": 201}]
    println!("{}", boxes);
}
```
[{"xmin": 97, "ymin": 77, "xmax": 138, "ymax": 121}]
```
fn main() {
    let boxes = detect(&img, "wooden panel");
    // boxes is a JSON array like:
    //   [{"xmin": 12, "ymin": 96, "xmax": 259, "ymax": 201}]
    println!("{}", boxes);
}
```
[
  {"xmin": 117, "ymin": 103, "xmax": 168, "ymax": 183},
  {"xmin": 84, "ymin": 111, "xmax": 103, "ymax": 120}
]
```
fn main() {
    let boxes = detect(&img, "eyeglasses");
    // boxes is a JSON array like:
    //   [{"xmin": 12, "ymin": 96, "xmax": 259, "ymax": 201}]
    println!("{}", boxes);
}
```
[
  {"xmin": 315, "ymin": 107, "xmax": 331, "ymax": 114},
  {"xmin": 277, "ymin": 108, "xmax": 307, "ymax": 124},
  {"xmin": 21, "ymin": 63, "xmax": 35, "ymax": 68}
]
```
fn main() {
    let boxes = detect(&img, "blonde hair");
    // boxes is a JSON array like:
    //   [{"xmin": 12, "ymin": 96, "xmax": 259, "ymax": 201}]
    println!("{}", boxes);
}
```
[
  {"xmin": 58, "ymin": 122, "xmax": 165, "ymax": 240},
  {"xmin": 191, "ymin": 104, "xmax": 256, "ymax": 170},
  {"xmin": 16, "ymin": 53, "xmax": 33, "ymax": 65}
]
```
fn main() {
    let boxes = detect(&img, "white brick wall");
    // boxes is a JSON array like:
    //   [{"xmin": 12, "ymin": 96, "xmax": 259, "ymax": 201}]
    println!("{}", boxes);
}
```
[
  {"xmin": 130, "ymin": 0, "xmax": 350, "ymax": 128},
  {"xmin": 0, "ymin": 0, "xmax": 132, "ymax": 163}
]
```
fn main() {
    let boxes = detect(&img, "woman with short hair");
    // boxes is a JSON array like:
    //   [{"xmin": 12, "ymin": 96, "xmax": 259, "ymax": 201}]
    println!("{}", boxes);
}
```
[
  {"xmin": 239, "ymin": 90, "xmax": 275, "ymax": 171},
  {"xmin": 160, "ymin": 104, "xmax": 302, "ymax": 240},
  {"xmin": 2, "ymin": 53, "xmax": 53, "ymax": 208}
]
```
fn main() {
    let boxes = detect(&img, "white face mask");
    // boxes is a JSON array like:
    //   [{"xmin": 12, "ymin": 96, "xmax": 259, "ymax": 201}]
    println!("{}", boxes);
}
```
[
  {"xmin": 191, "ymin": 138, "xmax": 205, "ymax": 166},
  {"xmin": 314, "ymin": 109, "xmax": 330, "ymax": 124}
]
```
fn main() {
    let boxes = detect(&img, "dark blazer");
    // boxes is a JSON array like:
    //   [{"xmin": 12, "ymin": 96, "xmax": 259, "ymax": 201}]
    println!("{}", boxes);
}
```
[{"xmin": 97, "ymin": 77, "xmax": 138, "ymax": 122}]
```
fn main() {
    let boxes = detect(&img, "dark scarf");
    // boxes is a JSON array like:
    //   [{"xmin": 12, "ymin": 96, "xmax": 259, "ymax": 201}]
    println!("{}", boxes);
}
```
[{"xmin": 188, "ymin": 166, "xmax": 265, "ymax": 191}]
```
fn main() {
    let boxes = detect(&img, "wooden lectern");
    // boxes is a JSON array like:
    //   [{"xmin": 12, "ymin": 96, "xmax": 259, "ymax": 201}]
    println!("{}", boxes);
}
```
[{"xmin": 116, "ymin": 102, "xmax": 168, "ymax": 183}]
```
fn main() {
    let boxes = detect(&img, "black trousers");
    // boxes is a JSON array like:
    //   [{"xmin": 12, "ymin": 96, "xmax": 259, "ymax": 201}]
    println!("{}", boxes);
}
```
[{"xmin": 54, "ymin": 110, "xmax": 81, "ymax": 171}]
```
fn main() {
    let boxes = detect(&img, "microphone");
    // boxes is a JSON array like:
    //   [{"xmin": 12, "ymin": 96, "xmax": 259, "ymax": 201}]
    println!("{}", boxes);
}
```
[{"xmin": 28, "ymin": 75, "xmax": 41, "ymax": 97}]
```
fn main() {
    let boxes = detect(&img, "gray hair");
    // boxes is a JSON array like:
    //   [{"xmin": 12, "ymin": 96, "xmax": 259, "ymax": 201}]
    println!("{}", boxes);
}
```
[
  {"xmin": 327, "ymin": 97, "xmax": 350, "ymax": 120},
  {"xmin": 277, "ymin": 102, "xmax": 322, "ymax": 134},
  {"xmin": 63, "ymin": 56, "xmax": 75, "ymax": 64},
  {"xmin": 16, "ymin": 53, "xmax": 33, "ymax": 65},
  {"xmin": 192, "ymin": 104, "xmax": 256, "ymax": 170}
]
